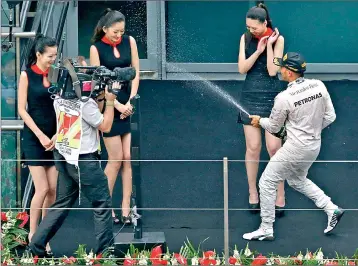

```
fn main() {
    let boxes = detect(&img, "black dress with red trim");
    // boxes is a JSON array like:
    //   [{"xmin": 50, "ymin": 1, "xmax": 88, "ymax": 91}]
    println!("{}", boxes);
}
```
[
  {"xmin": 21, "ymin": 65, "xmax": 57, "ymax": 166},
  {"xmin": 93, "ymin": 35, "xmax": 132, "ymax": 137},
  {"xmin": 237, "ymin": 28, "xmax": 284, "ymax": 125}
]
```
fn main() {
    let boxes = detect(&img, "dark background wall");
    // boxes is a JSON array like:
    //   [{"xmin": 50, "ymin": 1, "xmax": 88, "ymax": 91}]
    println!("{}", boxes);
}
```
[
  {"xmin": 166, "ymin": 1, "xmax": 358, "ymax": 63},
  {"xmin": 122, "ymin": 79, "xmax": 357, "ymax": 257},
  {"xmin": 19, "ymin": 79, "xmax": 358, "ymax": 257}
]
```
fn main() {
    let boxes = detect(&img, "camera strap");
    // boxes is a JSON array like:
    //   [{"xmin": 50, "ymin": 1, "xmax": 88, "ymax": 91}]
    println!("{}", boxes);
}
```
[{"xmin": 63, "ymin": 58, "xmax": 82, "ymax": 99}]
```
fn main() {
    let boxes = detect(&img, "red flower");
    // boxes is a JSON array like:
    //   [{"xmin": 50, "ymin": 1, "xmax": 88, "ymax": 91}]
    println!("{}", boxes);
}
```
[
  {"xmin": 203, "ymin": 251, "xmax": 215, "ymax": 258},
  {"xmin": 292, "ymin": 256, "xmax": 303, "ymax": 265},
  {"xmin": 198, "ymin": 258, "xmax": 216, "ymax": 265},
  {"xmin": 252, "ymin": 254, "xmax": 268, "ymax": 265},
  {"xmin": 229, "ymin": 257, "xmax": 237, "ymax": 265},
  {"xmin": 16, "ymin": 212, "xmax": 29, "ymax": 228},
  {"xmin": 199, "ymin": 250, "xmax": 217, "ymax": 265},
  {"xmin": 174, "ymin": 253, "xmax": 187, "ymax": 265},
  {"xmin": 123, "ymin": 258, "xmax": 137, "ymax": 265},
  {"xmin": 1, "ymin": 212, "xmax": 7, "ymax": 222},
  {"xmin": 62, "ymin": 256, "xmax": 77, "ymax": 264},
  {"xmin": 90, "ymin": 253, "xmax": 103, "ymax": 264},
  {"xmin": 150, "ymin": 245, "xmax": 163, "ymax": 265},
  {"xmin": 325, "ymin": 261, "xmax": 339, "ymax": 266},
  {"xmin": 347, "ymin": 261, "xmax": 356, "ymax": 265},
  {"xmin": 33, "ymin": 256, "xmax": 39, "ymax": 264}
]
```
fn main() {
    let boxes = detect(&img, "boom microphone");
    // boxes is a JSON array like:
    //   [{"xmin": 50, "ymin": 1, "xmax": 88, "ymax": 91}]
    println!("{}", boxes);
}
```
[{"xmin": 113, "ymin": 67, "xmax": 137, "ymax": 81}]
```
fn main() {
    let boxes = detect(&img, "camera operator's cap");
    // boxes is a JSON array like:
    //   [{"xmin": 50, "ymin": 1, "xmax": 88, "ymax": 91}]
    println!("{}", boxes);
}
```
[{"xmin": 273, "ymin": 52, "xmax": 307, "ymax": 73}]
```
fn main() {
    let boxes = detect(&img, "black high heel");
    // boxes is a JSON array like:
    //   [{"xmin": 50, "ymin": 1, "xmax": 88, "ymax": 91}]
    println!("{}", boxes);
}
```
[
  {"xmin": 112, "ymin": 214, "xmax": 120, "ymax": 224},
  {"xmin": 121, "ymin": 214, "xmax": 132, "ymax": 225}
]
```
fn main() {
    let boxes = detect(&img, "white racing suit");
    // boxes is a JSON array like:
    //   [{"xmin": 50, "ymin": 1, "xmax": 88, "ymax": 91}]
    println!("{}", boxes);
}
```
[{"xmin": 258, "ymin": 77, "xmax": 337, "ymax": 229}]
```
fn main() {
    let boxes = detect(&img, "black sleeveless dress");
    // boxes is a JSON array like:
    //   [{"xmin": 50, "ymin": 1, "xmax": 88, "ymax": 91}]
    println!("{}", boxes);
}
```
[
  {"xmin": 21, "ymin": 67, "xmax": 57, "ymax": 166},
  {"xmin": 237, "ymin": 35, "xmax": 283, "ymax": 125},
  {"xmin": 93, "ymin": 35, "xmax": 132, "ymax": 137}
]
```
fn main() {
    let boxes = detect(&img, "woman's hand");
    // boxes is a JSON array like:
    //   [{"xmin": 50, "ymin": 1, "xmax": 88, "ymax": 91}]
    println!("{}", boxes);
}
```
[
  {"xmin": 120, "ymin": 101, "xmax": 134, "ymax": 119},
  {"xmin": 267, "ymin": 28, "xmax": 280, "ymax": 45},
  {"xmin": 46, "ymin": 134, "xmax": 57, "ymax": 151},
  {"xmin": 116, "ymin": 101, "xmax": 133, "ymax": 117},
  {"xmin": 38, "ymin": 134, "xmax": 52, "ymax": 150},
  {"xmin": 257, "ymin": 36, "xmax": 269, "ymax": 54}
]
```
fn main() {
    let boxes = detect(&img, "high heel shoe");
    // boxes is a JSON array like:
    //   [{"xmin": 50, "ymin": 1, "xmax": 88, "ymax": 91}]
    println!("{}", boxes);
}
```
[
  {"xmin": 112, "ymin": 214, "xmax": 120, "ymax": 224},
  {"xmin": 121, "ymin": 214, "xmax": 132, "ymax": 225}
]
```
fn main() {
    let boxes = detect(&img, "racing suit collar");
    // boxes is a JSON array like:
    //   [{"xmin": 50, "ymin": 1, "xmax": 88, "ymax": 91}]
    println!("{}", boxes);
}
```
[{"xmin": 288, "ymin": 77, "xmax": 305, "ymax": 88}]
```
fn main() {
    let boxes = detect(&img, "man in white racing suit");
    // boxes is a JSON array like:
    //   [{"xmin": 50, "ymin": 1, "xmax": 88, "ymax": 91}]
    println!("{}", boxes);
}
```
[{"xmin": 243, "ymin": 52, "xmax": 344, "ymax": 241}]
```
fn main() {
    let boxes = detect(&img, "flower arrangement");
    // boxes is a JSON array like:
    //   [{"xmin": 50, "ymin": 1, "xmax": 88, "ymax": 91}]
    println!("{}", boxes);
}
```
[{"xmin": 1, "ymin": 211, "xmax": 357, "ymax": 265}]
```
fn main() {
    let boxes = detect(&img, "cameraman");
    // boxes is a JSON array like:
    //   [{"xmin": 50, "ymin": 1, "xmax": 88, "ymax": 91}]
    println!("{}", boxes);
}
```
[{"xmin": 28, "ymin": 81, "xmax": 120, "ymax": 257}]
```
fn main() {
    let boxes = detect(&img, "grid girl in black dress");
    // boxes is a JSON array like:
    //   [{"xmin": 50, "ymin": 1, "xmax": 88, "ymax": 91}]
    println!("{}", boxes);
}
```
[
  {"xmin": 18, "ymin": 34, "xmax": 58, "ymax": 253},
  {"xmin": 90, "ymin": 9, "xmax": 140, "ymax": 224}
]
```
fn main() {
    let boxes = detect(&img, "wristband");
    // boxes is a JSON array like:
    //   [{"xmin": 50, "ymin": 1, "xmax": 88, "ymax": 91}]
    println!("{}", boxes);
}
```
[{"xmin": 106, "ymin": 100, "xmax": 114, "ymax": 107}]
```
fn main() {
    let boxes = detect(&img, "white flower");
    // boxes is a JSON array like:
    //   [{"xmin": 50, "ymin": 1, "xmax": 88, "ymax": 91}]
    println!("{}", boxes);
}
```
[
  {"xmin": 88, "ymin": 251, "xmax": 94, "ymax": 259},
  {"xmin": 138, "ymin": 257, "xmax": 148, "ymax": 265},
  {"xmin": 171, "ymin": 257, "xmax": 179, "ymax": 265},
  {"xmin": 20, "ymin": 258, "xmax": 34, "ymax": 264},
  {"xmin": 266, "ymin": 259, "xmax": 273, "ymax": 265},
  {"xmin": 216, "ymin": 257, "xmax": 221, "ymax": 265},
  {"xmin": 5, "ymin": 259, "xmax": 15, "ymax": 266},
  {"xmin": 233, "ymin": 250, "xmax": 240, "ymax": 259},
  {"xmin": 316, "ymin": 250, "xmax": 324, "ymax": 263},
  {"xmin": 191, "ymin": 257, "xmax": 199, "ymax": 265},
  {"xmin": 304, "ymin": 251, "xmax": 312, "ymax": 260},
  {"xmin": 297, "ymin": 253, "xmax": 303, "ymax": 261},
  {"xmin": 244, "ymin": 246, "xmax": 252, "ymax": 257}
]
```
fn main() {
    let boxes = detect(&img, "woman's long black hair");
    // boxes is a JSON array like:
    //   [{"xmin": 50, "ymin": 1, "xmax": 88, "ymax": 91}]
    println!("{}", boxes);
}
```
[
  {"xmin": 26, "ymin": 34, "xmax": 57, "ymax": 68},
  {"xmin": 91, "ymin": 8, "xmax": 125, "ymax": 44},
  {"xmin": 245, "ymin": 2, "xmax": 273, "ymax": 49}
]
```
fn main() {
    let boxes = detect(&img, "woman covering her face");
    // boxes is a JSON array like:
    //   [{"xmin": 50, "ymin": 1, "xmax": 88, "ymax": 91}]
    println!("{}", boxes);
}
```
[{"xmin": 237, "ymin": 3, "xmax": 286, "ymax": 215}]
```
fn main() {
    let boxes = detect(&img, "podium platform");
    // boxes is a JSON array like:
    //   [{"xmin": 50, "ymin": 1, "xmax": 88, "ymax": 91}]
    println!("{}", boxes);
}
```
[{"xmin": 113, "ymin": 231, "xmax": 166, "ymax": 257}]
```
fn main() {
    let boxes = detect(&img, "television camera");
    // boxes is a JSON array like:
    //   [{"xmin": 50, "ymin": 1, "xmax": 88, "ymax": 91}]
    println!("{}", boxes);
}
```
[{"xmin": 48, "ymin": 57, "xmax": 136, "ymax": 101}]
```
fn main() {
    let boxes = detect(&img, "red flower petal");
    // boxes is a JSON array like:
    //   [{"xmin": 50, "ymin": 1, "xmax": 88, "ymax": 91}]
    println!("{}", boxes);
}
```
[
  {"xmin": 124, "ymin": 258, "xmax": 136, "ymax": 265},
  {"xmin": 174, "ymin": 253, "xmax": 187, "ymax": 265},
  {"xmin": 204, "ymin": 251, "xmax": 215, "ymax": 258},
  {"xmin": 1, "ymin": 212, "xmax": 7, "ymax": 222},
  {"xmin": 229, "ymin": 257, "xmax": 237, "ymax": 265},
  {"xmin": 150, "ymin": 245, "xmax": 163, "ymax": 265},
  {"xmin": 16, "ymin": 212, "xmax": 29, "ymax": 228},
  {"xmin": 252, "ymin": 254, "xmax": 268, "ymax": 265}
]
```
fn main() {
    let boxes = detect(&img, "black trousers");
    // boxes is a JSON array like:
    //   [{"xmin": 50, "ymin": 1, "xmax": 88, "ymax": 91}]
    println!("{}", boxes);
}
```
[{"xmin": 29, "ymin": 150, "xmax": 113, "ymax": 255}]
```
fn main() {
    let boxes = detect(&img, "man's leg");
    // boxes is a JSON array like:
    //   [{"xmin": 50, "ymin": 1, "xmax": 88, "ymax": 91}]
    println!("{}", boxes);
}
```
[
  {"xmin": 286, "ymin": 146, "xmax": 344, "ymax": 234},
  {"xmin": 29, "ymin": 151, "xmax": 79, "ymax": 256},
  {"xmin": 77, "ymin": 153, "xmax": 113, "ymax": 254},
  {"xmin": 243, "ymin": 146, "xmax": 288, "ymax": 241}
]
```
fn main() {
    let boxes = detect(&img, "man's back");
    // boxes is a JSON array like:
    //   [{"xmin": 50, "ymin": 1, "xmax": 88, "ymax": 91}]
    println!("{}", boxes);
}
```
[
  {"xmin": 54, "ymin": 97, "xmax": 103, "ymax": 165},
  {"xmin": 279, "ymin": 77, "xmax": 336, "ymax": 148}
]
